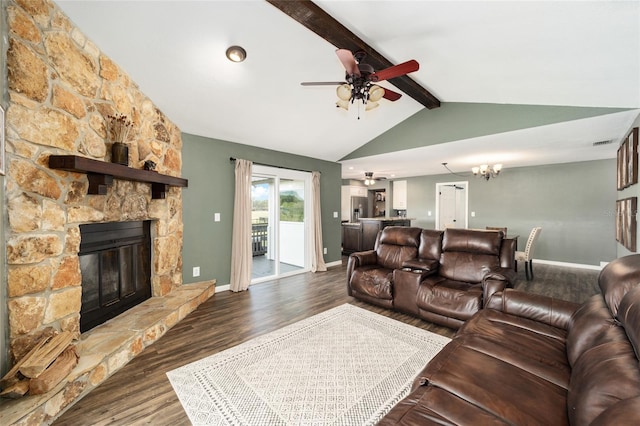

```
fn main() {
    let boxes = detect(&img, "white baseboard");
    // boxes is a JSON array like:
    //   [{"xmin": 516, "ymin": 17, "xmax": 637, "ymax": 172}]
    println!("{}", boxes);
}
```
[
  {"xmin": 534, "ymin": 259, "xmax": 603, "ymax": 271},
  {"xmin": 215, "ymin": 284, "xmax": 231, "ymax": 293},
  {"xmin": 326, "ymin": 260, "xmax": 342, "ymax": 268}
]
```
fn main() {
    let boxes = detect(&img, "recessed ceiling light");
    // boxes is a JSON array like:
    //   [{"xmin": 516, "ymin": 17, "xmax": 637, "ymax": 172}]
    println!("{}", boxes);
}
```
[{"xmin": 226, "ymin": 45, "xmax": 247, "ymax": 63}]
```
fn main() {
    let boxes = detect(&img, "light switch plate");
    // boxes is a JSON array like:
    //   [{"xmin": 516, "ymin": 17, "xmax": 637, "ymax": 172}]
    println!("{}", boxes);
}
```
[
  {"xmin": 214, "ymin": 213, "xmax": 220, "ymax": 222},
  {"xmin": 193, "ymin": 266, "xmax": 200, "ymax": 277}
]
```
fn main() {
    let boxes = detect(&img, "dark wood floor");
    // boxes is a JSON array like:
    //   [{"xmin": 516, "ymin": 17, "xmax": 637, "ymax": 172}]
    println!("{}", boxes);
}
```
[{"xmin": 54, "ymin": 259, "xmax": 599, "ymax": 425}]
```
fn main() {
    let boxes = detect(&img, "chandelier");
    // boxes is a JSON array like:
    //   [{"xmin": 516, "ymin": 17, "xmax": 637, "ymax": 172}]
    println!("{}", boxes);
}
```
[{"xmin": 472, "ymin": 164, "xmax": 503, "ymax": 181}]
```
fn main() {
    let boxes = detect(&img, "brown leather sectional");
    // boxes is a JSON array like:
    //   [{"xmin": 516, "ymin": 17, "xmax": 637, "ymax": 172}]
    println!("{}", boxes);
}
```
[
  {"xmin": 347, "ymin": 226, "xmax": 517, "ymax": 328},
  {"xmin": 378, "ymin": 254, "xmax": 640, "ymax": 425}
]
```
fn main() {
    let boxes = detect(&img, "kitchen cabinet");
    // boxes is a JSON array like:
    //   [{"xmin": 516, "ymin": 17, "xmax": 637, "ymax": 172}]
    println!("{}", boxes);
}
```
[
  {"xmin": 393, "ymin": 180, "xmax": 407, "ymax": 210},
  {"xmin": 341, "ymin": 223, "xmax": 362, "ymax": 254}
]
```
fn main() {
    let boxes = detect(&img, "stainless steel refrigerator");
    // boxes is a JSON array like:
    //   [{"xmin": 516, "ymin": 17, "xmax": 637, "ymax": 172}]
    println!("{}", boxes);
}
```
[{"xmin": 350, "ymin": 196, "xmax": 368, "ymax": 222}]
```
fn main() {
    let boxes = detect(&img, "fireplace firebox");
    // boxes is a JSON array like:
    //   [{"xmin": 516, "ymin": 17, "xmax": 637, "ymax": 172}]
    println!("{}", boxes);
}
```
[{"xmin": 79, "ymin": 221, "xmax": 152, "ymax": 332}]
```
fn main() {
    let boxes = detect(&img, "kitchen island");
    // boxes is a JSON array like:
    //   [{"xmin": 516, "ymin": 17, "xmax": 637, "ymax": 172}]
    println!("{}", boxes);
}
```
[{"xmin": 342, "ymin": 217, "xmax": 413, "ymax": 254}]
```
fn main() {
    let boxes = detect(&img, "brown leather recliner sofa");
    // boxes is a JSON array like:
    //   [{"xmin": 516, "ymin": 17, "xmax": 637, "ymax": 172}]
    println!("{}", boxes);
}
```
[
  {"xmin": 379, "ymin": 254, "xmax": 640, "ymax": 425},
  {"xmin": 347, "ymin": 226, "xmax": 517, "ymax": 328}
]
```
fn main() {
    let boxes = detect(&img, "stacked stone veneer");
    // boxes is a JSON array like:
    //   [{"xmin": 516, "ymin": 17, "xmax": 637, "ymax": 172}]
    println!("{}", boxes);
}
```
[{"xmin": 4, "ymin": 0, "xmax": 185, "ymax": 362}]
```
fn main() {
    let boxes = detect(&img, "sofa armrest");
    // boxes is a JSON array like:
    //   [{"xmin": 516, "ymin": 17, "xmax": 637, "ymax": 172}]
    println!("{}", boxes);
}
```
[
  {"xmin": 401, "ymin": 258, "xmax": 439, "ymax": 272},
  {"xmin": 481, "ymin": 267, "xmax": 517, "ymax": 303},
  {"xmin": 485, "ymin": 288, "xmax": 580, "ymax": 330},
  {"xmin": 346, "ymin": 250, "xmax": 377, "ymax": 282}
]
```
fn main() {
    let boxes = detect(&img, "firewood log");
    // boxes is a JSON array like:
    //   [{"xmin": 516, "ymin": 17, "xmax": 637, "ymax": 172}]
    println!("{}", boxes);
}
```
[
  {"xmin": 19, "ymin": 332, "xmax": 74, "ymax": 378},
  {"xmin": 0, "ymin": 335, "xmax": 51, "ymax": 389},
  {"xmin": 0, "ymin": 380, "xmax": 30, "ymax": 399},
  {"xmin": 29, "ymin": 346, "xmax": 79, "ymax": 395}
]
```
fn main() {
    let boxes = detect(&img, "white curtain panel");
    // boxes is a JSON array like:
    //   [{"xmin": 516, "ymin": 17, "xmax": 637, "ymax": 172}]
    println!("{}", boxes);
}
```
[
  {"xmin": 311, "ymin": 171, "xmax": 327, "ymax": 272},
  {"xmin": 230, "ymin": 159, "xmax": 252, "ymax": 292}
]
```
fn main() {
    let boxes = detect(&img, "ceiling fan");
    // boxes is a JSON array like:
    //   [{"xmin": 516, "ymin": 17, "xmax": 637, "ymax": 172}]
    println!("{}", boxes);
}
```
[
  {"xmin": 363, "ymin": 171, "xmax": 387, "ymax": 186},
  {"xmin": 301, "ymin": 49, "xmax": 419, "ymax": 116}
]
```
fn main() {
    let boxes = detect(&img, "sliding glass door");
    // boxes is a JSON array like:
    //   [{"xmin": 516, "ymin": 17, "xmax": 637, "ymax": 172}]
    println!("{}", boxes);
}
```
[{"xmin": 251, "ymin": 166, "xmax": 311, "ymax": 282}]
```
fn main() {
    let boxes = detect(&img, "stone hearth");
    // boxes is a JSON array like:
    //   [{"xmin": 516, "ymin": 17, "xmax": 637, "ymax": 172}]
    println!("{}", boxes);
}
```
[{"xmin": 0, "ymin": 281, "xmax": 215, "ymax": 425}]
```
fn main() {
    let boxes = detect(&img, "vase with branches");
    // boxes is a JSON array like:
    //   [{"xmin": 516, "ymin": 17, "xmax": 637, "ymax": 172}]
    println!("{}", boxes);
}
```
[{"xmin": 106, "ymin": 113, "xmax": 133, "ymax": 165}]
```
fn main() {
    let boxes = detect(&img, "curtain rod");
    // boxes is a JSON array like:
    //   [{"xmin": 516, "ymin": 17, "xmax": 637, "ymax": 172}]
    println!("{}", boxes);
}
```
[{"xmin": 229, "ymin": 157, "xmax": 315, "ymax": 174}]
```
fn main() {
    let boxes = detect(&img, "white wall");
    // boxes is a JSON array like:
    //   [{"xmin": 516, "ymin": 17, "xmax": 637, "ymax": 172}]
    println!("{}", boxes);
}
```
[{"xmin": 280, "ymin": 221, "xmax": 305, "ymax": 267}]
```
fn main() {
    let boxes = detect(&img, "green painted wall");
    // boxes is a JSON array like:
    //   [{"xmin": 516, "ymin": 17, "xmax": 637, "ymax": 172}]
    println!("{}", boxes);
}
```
[
  {"xmin": 342, "ymin": 103, "xmax": 631, "ymax": 160},
  {"xmin": 400, "ymin": 159, "xmax": 616, "ymax": 266},
  {"xmin": 181, "ymin": 133, "xmax": 342, "ymax": 286}
]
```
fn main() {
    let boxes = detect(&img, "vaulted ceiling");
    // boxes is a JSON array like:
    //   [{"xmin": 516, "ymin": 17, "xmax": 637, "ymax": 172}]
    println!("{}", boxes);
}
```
[{"xmin": 57, "ymin": 0, "xmax": 640, "ymax": 180}]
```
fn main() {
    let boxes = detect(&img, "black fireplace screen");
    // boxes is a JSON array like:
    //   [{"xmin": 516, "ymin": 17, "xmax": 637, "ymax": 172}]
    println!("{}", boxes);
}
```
[{"xmin": 79, "ymin": 221, "xmax": 151, "ymax": 332}]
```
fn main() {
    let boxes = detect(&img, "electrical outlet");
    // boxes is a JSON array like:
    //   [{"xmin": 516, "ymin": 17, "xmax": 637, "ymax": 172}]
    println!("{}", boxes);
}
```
[
  {"xmin": 193, "ymin": 266, "xmax": 200, "ymax": 277},
  {"xmin": 471, "ymin": 211, "xmax": 476, "ymax": 217},
  {"xmin": 323, "ymin": 247, "xmax": 327, "ymax": 254},
  {"xmin": 214, "ymin": 213, "xmax": 221, "ymax": 222},
  {"xmin": 333, "ymin": 211, "xmax": 338, "ymax": 218}
]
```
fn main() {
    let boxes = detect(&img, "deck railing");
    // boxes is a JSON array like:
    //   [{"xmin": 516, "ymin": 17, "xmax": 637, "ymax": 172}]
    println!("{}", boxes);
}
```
[{"xmin": 252, "ymin": 221, "xmax": 268, "ymax": 256}]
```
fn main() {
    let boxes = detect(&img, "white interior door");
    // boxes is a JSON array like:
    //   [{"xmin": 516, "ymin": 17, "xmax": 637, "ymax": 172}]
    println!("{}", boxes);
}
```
[{"xmin": 436, "ymin": 182, "xmax": 468, "ymax": 229}]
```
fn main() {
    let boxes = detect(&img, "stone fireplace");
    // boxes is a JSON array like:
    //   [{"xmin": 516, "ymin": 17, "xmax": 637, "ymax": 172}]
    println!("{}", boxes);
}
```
[
  {"xmin": 5, "ymin": 0, "xmax": 185, "ymax": 363},
  {"xmin": 78, "ymin": 220, "xmax": 152, "ymax": 333},
  {"xmin": 1, "ymin": 1, "xmax": 215, "ymax": 423}
]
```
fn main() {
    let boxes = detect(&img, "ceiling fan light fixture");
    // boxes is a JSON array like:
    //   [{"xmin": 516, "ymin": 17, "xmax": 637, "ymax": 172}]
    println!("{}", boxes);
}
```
[
  {"xmin": 364, "ymin": 171, "xmax": 375, "ymax": 185},
  {"xmin": 365, "ymin": 101, "xmax": 379, "ymax": 111},
  {"xmin": 336, "ymin": 99, "xmax": 350, "ymax": 110},
  {"xmin": 369, "ymin": 85, "xmax": 385, "ymax": 102},
  {"xmin": 336, "ymin": 84, "xmax": 352, "ymax": 101},
  {"xmin": 225, "ymin": 45, "xmax": 247, "ymax": 62}
]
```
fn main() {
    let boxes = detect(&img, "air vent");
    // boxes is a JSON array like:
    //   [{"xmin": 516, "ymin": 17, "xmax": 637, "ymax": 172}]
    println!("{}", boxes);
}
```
[{"xmin": 593, "ymin": 140, "xmax": 614, "ymax": 146}]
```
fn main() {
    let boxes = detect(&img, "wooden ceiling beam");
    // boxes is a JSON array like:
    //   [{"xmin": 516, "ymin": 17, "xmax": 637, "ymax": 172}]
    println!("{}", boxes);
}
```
[{"xmin": 266, "ymin": 0, "xmax": 441, "ymax": 109}]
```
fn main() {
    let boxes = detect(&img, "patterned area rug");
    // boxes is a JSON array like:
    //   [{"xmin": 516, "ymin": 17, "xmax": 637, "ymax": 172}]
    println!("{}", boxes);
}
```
[{"xmin": 167, "ymin": 304, "xmax": 451, "ymax": 425}]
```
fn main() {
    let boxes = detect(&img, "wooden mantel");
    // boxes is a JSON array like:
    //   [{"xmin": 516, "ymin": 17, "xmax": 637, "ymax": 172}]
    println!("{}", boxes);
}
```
[{"xmin": 48, "ymin": 155, "xmax": 188, "ymax": 199}]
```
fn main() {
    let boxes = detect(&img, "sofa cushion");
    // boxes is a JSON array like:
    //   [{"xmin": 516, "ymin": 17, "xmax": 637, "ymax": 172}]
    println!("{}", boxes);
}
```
[
  {"xmin": 375, "ymin": 227, "xmax": 421, "ymax": 270},
  {"xmin": 458, "ymin": 309, "xmax": 570, "ymax": 388},
  {"xmin": 617, "ymin": 285, "xmax": 640, "ymax": 359},
  {"xmin": 379, "ymin": 384, "xmax": 509, "ymax": 426},
  {"xmin": 418, "ymin": 229, "xmax": 444, "ymax": 261},
  {"xmin": 417, "ymin": 276, "xmax": 482, "ymax": 321},
  {"xmin": 566, "ymin": 295, "xmax": 626, "ymax": 367},
  {"xmin": 416, "ymin": 340, "xmax": 569, "ymax": 425},
  {"xmin": 598, "ymin": 254, "xmax": 640, "ymax": 317},
  {"xmin": 442, "ymin": 228, "xmax": 502, "ymax": 256},
  {"xmin": 349, "ymin": 266, "xmax": 394, "ymax": 300},
  {"xmin": 378, "ymin": 226, "xmax": 422, "ymax": 247},
  {"xmin": 568, "ymin": 340, "xmax": 640, "ymax": 426},
  {"xmin": 591, "ymin": 396, "xmax": 640, "ymax": 426},
  {"xmin": 439, "ymin": 252, "xmax": 498, "ymax": 283}
]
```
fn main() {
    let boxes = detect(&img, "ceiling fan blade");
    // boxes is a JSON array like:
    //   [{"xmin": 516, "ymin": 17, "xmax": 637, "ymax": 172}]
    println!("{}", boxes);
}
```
[
  {"xmin": 370, "ymin": 60, "xmax": 419, "ymax": 82},
  {"xmin": 382, "ymin": 88, "xmax": 402, "ymax": 101},
  {"xmin": 336, "ymin": 49, "xmax": 361, "ymax": 77},
  {"xmin": 301, "ymin": 81, "xmax": 346, "ymax": 86}
]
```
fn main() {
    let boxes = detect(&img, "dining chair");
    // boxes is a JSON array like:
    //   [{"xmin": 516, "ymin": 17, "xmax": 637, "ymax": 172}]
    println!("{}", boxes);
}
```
[
  {"xmin": 486, "ymin": 226, "xmax": 507, "ymax": 236},
  {"xmin": 515, "ymin": 227, "xmax": 542, "ymax": 280}
]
